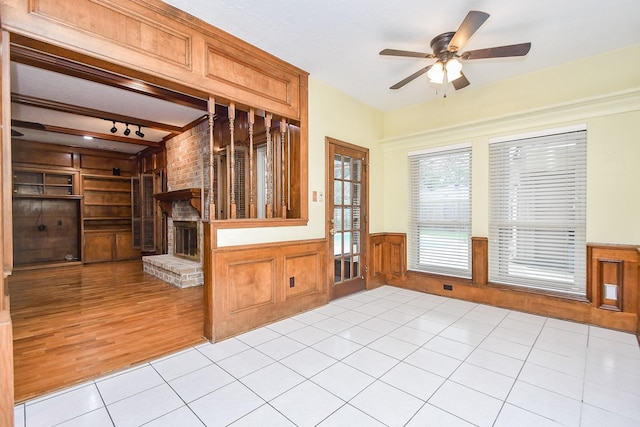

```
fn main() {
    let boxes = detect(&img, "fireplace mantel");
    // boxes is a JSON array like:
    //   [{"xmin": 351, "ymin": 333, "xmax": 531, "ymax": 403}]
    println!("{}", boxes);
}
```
[{"xmin": 154, "ymin": 188, "xmax": 201, "ymax": 217}]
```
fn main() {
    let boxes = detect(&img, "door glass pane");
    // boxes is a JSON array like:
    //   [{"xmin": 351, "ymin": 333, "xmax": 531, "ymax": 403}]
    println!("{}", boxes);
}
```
[
  {"xmin": 343, "ymin": 231, "xmax": 351, "ymax": 255},
  {"xmin": 344, "ymin": 157, "xmax": 352, "ymax": 180},
  {"xmin": 334, "ymin": 180, "xmax": 342, "ymax": 204},
  {"xmin": 334, "ymin": 231, "xmax": 343, "ymax": 256},
  {"xmin": 353, "ymin": 206, "xmax": 360, "ymax": 231},
  {"xmin": 344, "ymin": 207, "xmax": 352, "ymax": 230},
  {"xmin": 353, "ymin": 183, "xmax": 361, "ymax": 206},
  {"xmin": 353, "ymin": 255, "xmax": 360, "ymax": 277},
  {"xmin": 334, "ymin": 257, "xmax": 342, "ymax": 282},
  {"xmin": 353, "ymin": 158, "xmax": 362, "ymax": 181},
  {"xmin": 344, "ymin": 259, "xmax": 352, "ymax": 279},
  {"xmin": 334, "ymin": 155, "xmax": 342, "ymax": 179},
  {"xmin": 334, "ymin": 207, "xmax": 343, "ymax": 231},
  {"xmin": 344, "ymin": 182, "xmax": 352, "ymax": 205},
  {"xmin": 352, "ymin": 231, "xmax": 360, "ymax": 254}
]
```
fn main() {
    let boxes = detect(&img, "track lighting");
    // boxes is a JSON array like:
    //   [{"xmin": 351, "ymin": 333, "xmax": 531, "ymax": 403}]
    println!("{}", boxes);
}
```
[{"xmin": 105, "ymin": 119, "xmax": 145, "ymax": 138}]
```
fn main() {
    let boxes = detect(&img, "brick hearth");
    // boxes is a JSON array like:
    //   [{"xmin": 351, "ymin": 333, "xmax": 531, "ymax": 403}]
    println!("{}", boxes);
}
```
[{"xmin": 143, "ymin": 255, "xmax": 203, "ymax": 288}]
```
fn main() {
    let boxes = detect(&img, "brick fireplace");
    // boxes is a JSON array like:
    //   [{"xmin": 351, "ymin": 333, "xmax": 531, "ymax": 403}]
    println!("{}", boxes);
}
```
[{"xmin": 142, "ymin": 120, "xmax": 209, "ymax": 288}]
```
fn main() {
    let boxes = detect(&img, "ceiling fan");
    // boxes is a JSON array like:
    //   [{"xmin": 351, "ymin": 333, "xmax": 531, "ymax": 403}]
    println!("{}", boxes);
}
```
[{"xmin": 380, "ymin": 10, "xmax": 531, "ymax": 92}]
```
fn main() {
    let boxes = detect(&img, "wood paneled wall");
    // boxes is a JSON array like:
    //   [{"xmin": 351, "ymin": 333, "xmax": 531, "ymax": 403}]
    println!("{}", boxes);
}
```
[
  {"xmin": 1, "ymin": 0, "xmax": 307, "ymax": 120},
  {"xmin": 0, "ymin": 311, "xmax": 13, "ymax": 427},
  {"xmin": 207, "ymin": 232, "xmax": 327, "ymax": 341},
  {"xmin": 370, "ymin": 234, "xmax": 640, "ymax": 334},
  {"xmin": 369, "ymin": 233, "xmax": 406, "ymax": 288},
  {"xmin": 12, "ymin": 140, "xmax": 136, "ymax": 176}
]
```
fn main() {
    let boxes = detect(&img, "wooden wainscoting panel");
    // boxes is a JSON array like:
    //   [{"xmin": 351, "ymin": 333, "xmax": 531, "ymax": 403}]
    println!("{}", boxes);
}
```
[
  {"xmin": 211, "ymin": 239, "xmax": 326, "ymax": 340},
  {"xmin": 0, "ymin": 311, "xmax": 14, "ymax": 427},
  {"xmin": 390, "ymin": 242, "xmax": 639, "ymax": 333},
  {"xmin": 285, "ymin": 252, "xmax": 322, "ymax": 299},
  {"xmin": 588, "ymin": 244, "xmax": 639, "ymax": 316},
  {"xmin": 472, "ymin": 237, "xmax": 488, "ymax": 285},
  {"xmin": 369, "ymin": 234, "xmax": 385, "ymax": 288},
  {"xmin": 389, "ymin": 235, "xmax": 406, "ymax": 277},
  {"xmin": 597, "ymin": 259, "xmax": 624, "ymax": 311},
  {"xmin": 368, "ymin": 233, "xmax": 407, "ymax": 288},
  {"xmin": 227, "ymin": 258, "xmax": 276, "ymax": 313},
  {"xmin": 29, "ymin": 0, "xmax": 191, "ymax": 68}
]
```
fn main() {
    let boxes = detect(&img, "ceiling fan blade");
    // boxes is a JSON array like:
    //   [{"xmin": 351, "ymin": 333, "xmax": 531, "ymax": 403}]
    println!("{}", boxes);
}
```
[
  {"xmin": 462, "ymin": 43, "xmax": 531, "ymax": 60},
  {"xmin": 11, "ymin": 129, "xmax": 24, "ymax": 137},
  {"xmin": 390, "ymin": 65, "xmax": 432, "ymax": 90},
  {"xmin": 448, "ymin": 10, "xmax": 490, "ymax": 52},
  {"xmin": 452, "ymin": 73, "xmax": 470, "ymax": 90},
  {"xmin": 380, "ymin": 49, "xmax": 434, "ymax": 59}
]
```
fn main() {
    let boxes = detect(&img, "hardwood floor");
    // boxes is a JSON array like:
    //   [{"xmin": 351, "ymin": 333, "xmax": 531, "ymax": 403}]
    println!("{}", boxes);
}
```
[{"xmin": 9, "ymin": 260, "xmax": 205, "ymax": 402}]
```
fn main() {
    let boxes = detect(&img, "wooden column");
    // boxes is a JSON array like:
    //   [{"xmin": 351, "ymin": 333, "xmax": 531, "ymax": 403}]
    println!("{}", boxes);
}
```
[
  {"xmin": 248, "ymin": 109, "xmax": 256, "ymax": 218},
  {"xmin": 207, "ymin": 98, "xmax": 216, "ymax": 221},
  {"xmin": 228, "ymin": 103, "xmax": 236, "ymax": 219},
  {"xmin": 265, "ymin": 113, "xmax": 273, "ymax": 218},
  {"xmin": 280, "ymin": 118, "xmax": 287, "ymax": 218}
]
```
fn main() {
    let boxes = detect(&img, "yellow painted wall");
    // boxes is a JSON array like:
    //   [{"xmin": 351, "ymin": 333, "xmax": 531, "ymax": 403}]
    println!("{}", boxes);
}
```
[
  {"xmin": 380, "ymin": 43, "xmax": 640, "ymax": 245},
  {"xmin": 216, "ymin": 77, "xmax": 384, "ymax": 246}
]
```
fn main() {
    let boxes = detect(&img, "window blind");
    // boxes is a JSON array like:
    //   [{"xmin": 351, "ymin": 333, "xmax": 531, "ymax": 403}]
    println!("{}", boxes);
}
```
[
  {"xmin": 408, "ymin": 144, "xmax": 472, "ymax": 278},
  {"xmin": 488, "ymin": 127, "xmax": 587, "ymax": 295}
]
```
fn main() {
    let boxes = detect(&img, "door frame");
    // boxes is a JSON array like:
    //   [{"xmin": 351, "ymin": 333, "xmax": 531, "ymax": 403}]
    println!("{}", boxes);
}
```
[{"xmin": 325, "ymin": 137, "xmax": 369, "ymax": 300}]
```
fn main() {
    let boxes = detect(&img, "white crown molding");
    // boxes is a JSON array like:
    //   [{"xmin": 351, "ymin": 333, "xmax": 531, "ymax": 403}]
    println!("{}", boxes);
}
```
[{"xmin": 381, "ymin": 88, "xmax": 640, "ymax": 152}]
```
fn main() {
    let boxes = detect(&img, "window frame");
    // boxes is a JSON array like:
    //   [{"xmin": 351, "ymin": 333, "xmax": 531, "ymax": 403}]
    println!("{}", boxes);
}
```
[
  {"xmin": 488, "ymin": 124, "xmax": 587, "ymax": 295},
  {"xmin": 408, "ymin": 143, "xmax": 473, "ymax": 278}
]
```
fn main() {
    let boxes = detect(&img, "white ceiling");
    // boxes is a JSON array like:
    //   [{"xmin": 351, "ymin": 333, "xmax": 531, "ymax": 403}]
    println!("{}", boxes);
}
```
[
  {"xmin": 10, "ymin": 0, "xmax": 640, "ymax": 154},
  {"xmin": 164, "ymin": 0, "xmax": 640, "ymax": 111}
]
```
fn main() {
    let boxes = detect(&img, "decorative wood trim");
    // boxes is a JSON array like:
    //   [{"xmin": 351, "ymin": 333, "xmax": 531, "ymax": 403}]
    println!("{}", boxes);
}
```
[
  {"xmin": 2, "ymin": 0, "xmax": 309, "ymax": 119},
  {"xmin": 472, "ymin": 237, "xmax": 488, "ymax": 285},
  {"xmin": 210, "ymin": 239, "xmax": 326, "ymax": 340},
  {"xmin": 29, "ymin": 0, "xmax": 193, "ymax": 69}
]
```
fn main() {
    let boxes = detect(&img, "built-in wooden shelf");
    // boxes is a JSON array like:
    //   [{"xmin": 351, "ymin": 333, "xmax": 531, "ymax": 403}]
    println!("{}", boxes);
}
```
[{"xmin": 154, "ymin": 188, "xmax": 201, "ymax": 217}]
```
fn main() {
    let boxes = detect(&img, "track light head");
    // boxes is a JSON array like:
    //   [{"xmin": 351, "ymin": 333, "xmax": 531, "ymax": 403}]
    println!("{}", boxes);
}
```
[
  {"xmin": 123, "ymin": 123, "xmax": 131, "ymax": 136},
  {"xmin": 110, "ymin": 121, "xmax": 118, "ymax": 133},
  {"xmin": 135, "ymin": 125, "xmax": 144, "ymax": 138}
]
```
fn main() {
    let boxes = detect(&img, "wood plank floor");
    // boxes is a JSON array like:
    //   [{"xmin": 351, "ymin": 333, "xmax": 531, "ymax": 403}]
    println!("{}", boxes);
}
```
[{"xmin": 9, "ymin": 260, "xmax": 205, "ymax": 403}]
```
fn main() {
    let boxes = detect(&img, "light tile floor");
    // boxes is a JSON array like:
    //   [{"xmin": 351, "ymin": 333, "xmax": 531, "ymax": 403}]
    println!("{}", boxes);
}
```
[{"xmin": 14, "ymin": 285, "xmax": 640, "ymax": 427}]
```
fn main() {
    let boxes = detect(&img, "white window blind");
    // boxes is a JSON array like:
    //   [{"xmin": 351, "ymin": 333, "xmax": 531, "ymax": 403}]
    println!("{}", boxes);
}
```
[
  {"xmin": 489, "ymin": 127, "xmax": 587, "ymax": 295},
  {"xmin": 408, "ymin": 144, "xmax": 472, "ymax": 278}
]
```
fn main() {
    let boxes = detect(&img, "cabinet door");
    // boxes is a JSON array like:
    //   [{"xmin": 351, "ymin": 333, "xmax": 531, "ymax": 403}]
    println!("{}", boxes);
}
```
[
  {"xmin": 116, "ymin": 232, "xmax": 141, "ymax": 260},
  {"xmin": 84, "ymin": 233, "xmax": 115, "ymax": 263}
]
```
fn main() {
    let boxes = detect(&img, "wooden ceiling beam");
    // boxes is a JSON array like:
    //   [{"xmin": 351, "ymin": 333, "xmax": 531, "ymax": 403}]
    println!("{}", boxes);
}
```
[
  {"xmin": 12, "ymin": 94, "xmax": 184, "ymax": 133},
  {"xmin": 10, "ymin": 41, "xmax": 208, "ymax": 111}
]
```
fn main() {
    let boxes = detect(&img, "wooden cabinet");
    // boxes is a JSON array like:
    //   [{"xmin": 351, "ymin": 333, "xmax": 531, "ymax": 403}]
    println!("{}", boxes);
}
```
[
  {"xmin": 82, "ymin": 174, "xmax": 140, "ymax": 263},
  {"xmin": 13, "ymin": 170, "xmax": 76, "ymax": 196},
  {"xmin": 82, "ymin": 174, "xmax": 132, "ymax": 231},
  {"xmin": 84, "ymin": 231, "xmax": 140, "ymax": 263}
]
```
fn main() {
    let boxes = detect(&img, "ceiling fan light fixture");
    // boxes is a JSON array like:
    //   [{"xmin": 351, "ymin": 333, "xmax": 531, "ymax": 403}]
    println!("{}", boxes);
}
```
[
  {"xmin": 427, "ymin": 62, "xmax": 444, "ymax": 84},
  {"xmin": 446, "ymin": 58, "xmax": 463, "ymax": 81}
]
